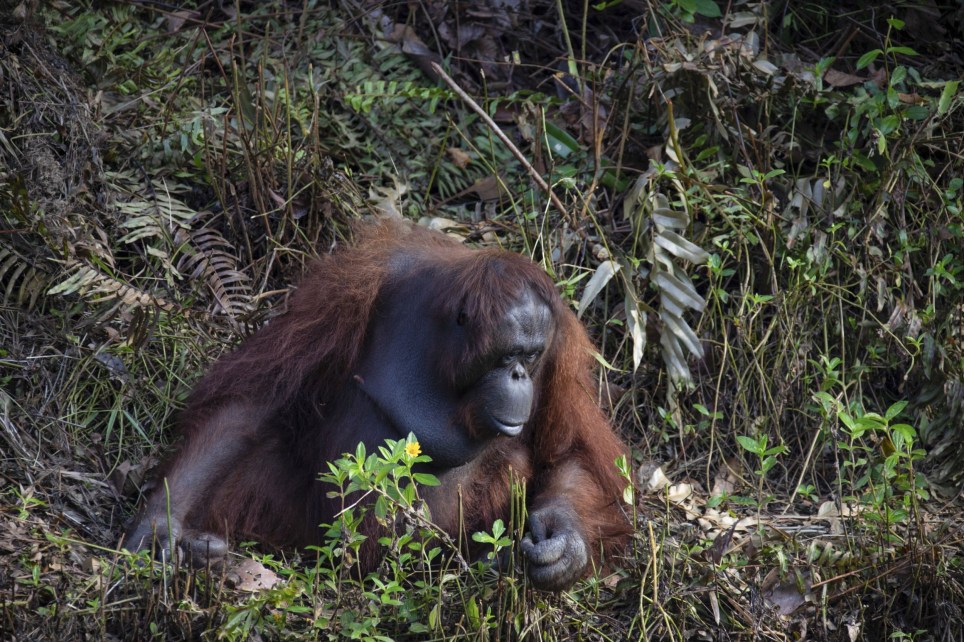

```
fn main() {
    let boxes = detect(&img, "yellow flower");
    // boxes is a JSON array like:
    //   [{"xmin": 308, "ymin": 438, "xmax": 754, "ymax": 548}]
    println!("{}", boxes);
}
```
[{"xmin": 405, "ymin": 441, "xmax": 422, "ymax": 458}]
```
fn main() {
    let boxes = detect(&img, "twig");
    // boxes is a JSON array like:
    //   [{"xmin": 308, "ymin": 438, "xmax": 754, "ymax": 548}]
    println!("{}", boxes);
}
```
[{"xmin": 430, "ymin": 62, "xmax": 577, "ymax": 228}]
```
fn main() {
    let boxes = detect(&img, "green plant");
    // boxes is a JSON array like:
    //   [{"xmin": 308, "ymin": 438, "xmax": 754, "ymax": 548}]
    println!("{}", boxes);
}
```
[
  {"xmin": 471, "ymin": 519, "xmax": 512, "ymax": 561},
  {"xmin": 6, "ymin": 485, "xmax": 47, "ymax": 519},
  {"xmin": 735, "ymin": 432, "xmax": 788, "ymax": 512},
  {"xmin": 660, "ymin": 0, "xmax": 721, "ymax": 23},
  {"xmin": 316, "ymin": 434, "xmax": 443, "ymax": 575},
  {"xmin": 814, "ymin": 394, "xmax": 928, "ymax": 526},
  {"xmin": 854, "ymin": 18, "xmax": 919, "ymax": 75},
  {"xmin": 309, "ymin": 435, "xmax": 500, "ymax": 639}
]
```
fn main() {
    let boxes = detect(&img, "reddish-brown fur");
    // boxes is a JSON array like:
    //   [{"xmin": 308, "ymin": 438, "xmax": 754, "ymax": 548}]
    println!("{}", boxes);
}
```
[{"xmin": 135, "ymin": 222, "xmax": 631, "ymax": 580}]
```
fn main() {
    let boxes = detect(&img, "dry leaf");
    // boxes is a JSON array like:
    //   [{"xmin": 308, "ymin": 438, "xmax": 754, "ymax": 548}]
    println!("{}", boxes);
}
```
[
  {"xmin": 897, "ymin": 92, "xmax": 925, "ymax": 104},
  {"xmin": 752, "ymin": 59, "xmax": 779, "ymax": 76},
  {"xmin": 369, "ymin": 181, "xmax": 408, "ymax": 218},
  {"xmin": 165, "ymin": 10, "xmax": 198, "ymax": 33},
  {"xmin": 227, "ymin": 558, "xmax": 281, "ymax": 592},
  {"xmin": 711, "ymin": 456, "xmax": 741, "ymax": 497},
  {"xmin": 418, "ymin": 217, "xmax": 469, "ymax": 238},
  {"xmin": 765, "ymin": 569, "xmax": 811, "ymax": 615},
  {"xmin": 824, "ymin": 68, "xmax": 864, "ymax": 88},
  {"xmin": 465, "ymin": 175, "xmax": 507, "ymax": 201},
  {"xmin": 636, "ymin": 460, "xmax": 670, "ymax": 493},
  {"xmin": 447, "ymin": 148, "xmax": 472, "ymax": 169},
  {"xmin": 666, "ymin": 482, "xmax": 693, "ymax": 504},
  {"xmin": 386, "ymin": 24, "xmax": 442, "ymax": 78},
  {"xmin": 847, "ymin": 622, "xmax": 862, "ymax": 641}
]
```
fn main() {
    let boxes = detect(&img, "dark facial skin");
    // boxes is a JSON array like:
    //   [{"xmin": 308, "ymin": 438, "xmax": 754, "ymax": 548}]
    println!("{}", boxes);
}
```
[
  {"xmin": 357, "ymin": 283, "xmax": 554, "ymax": 468},
  {"xmin": 462, "ymin": 289, "xmax": 553, "ymax": 438}
]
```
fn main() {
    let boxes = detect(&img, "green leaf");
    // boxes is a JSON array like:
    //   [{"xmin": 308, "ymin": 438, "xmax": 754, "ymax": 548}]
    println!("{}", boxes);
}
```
[
  {"xmin": 891, "ymin": 422, "xmax": 917, "ymax": 444},
  {"xmin": 884, "ymin": 400, "xmax": 908, "ymax": 421},
  {"xmin": 890, "ymin": 65, "xmax": 906, "ymax": 86},
  {"xmin": 544, "ymin": 122, "xmax": 579, "ymax": 159},
  {"xmin": 695, "ymin": 145, "xmax": 720, "ymax": 161},
  {"xmin": 466, "ymin": 597, "xmax": 481, "ymax": 629},
  {"xmin": 623, "ymin": 484, "xmax": 635, "ymax": 505},
  {"xmin": 812, "ymin": 390, "xmax": 836, "ymax": 409},
  {"xmin": 412, "ymin": 473, "xmax": 440, "ymax": 486},
  {"xmin": 878, "ymin": 114, "xmax": 901, "ymax": 136},
  {"xmin": 851, "ymin": 152, "xmax": 877, "ymax": 172},
  {"xmin": 837, "ymin": 411, "xmax": 858, "ymax": 433},
  {"xmin": 764, "ymin": 444, "xmax": 788, "ymax": 457},
  {"xmin": 856, "ymin": 49, "xmax": 882, "ymax": 70},
  {"xmin": 761, "ymin": 455, "xmax": 777, "ymax": 474},
  {"xmin": 885, "ymin": 46, "xmax": 918, "ymax": 57},
  {"xmin": 736, "ymin": 435, "xmax": 761, "ymax": 453},
  {"xmin": 679, "ymin": 0, "xmax": 721, "ymax": 18},
  {"xmin": 905, "ymin": 105, "xmax": 930, "ymax": 121},
  {"xmin": 938, "ymin": 80, "xmax": 959, "ymax": 116}
]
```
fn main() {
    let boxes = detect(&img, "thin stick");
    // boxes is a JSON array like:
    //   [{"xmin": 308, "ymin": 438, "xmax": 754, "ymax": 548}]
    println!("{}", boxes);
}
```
[{"xmin": 430, "ymin": 62, "xmax": 576, "ymax": 227}]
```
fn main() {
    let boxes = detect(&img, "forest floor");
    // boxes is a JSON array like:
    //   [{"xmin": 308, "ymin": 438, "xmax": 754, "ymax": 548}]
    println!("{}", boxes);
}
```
[{"xmin": 2, "ymin": 1, "xmax": 963, "ymax": 640}]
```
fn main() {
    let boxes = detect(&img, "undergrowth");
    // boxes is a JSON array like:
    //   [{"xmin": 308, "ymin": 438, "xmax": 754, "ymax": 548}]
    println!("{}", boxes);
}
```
[{"xmin": 1, "ymin": 0, "xmax": 962, "ymax": 640}]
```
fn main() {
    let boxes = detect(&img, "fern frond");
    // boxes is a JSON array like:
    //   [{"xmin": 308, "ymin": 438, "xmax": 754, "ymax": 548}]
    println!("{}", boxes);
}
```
[
  {"xmin": 176, "ymin": 227, "xmax": 253, "ymax": 317},
  {"xmin": 0, "ymin": 245, "xmax": 51, "ymax": 310},
  {"xmin": 107, "ymin": 172, "xmax": 252, "ymax": 317},
  {"xmin": 47, "ymin": 261, "xmax": 177, "ymax": 312},
  {"xmin": 111, "ymin": 172, "xmax": 196, "ymax": 251}
]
